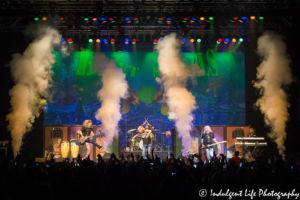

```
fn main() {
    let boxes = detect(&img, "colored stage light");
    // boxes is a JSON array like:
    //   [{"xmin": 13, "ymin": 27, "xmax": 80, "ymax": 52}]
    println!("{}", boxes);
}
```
[
  {"xmin": 217, "ymin": 41, "xmax": 221, "ymax": 44},
  {"xmin": 68, "ymin": 38, "xmax": 73, "ymax": 42},
  {"xmin": 259, "ymin": 16, "xmax": 264, "ymax": 20},
  {"xmin": 84, "ymin": 18, "xmax": 89, "ymax": 21},
  {"xmin": 167, "ymin": 18, "xmax": 172, "ymax": 21},
  {"xmin": 198, "ymin": 20, "xmax": 202, "ymax": 23},
  {"xmin": 191, "ymin": 17, "xmax": 196, "ymax": 21},
  {"xmin": 125, "ymin": 17, "xmax": 130, "ymax": 21},
  {"xmin": 160, "ymin": 39, "xmax": 164, "ymax": 42},
  {"xmin": 92, "ymin": 18, "xmax": 97, "ymax": 21},
  {"xmin": 101, "ymin": 18, "xmax": 105, "ymax": 21},
  {"xmin": 239, "ymin": 38, "xmax": 244, "ymax": 42},
  {"xmin": 182, "ymin": 38, "xmax": 186, "ymax": 43},
  {"xmin": 209, "ymin": 17, "xmax": 214, "ymax": 20},
  {"xmin": 242, "ymin": 16, "xmax": 247, "ymax": 20},
  {"xmin": 183, "ymin": 18, "xmax": 188, "ymax": 21},
  {"xmin": 111, "ymin": 38, "xmax": 115, "ymax": 43},
  {"xmin": 61, "ymin": 39, "xmax": 65, "ymax": 43},
  {"xmin": 60, "ymin": 17, "xmax": 64, "ymax": 21},
  {"xmin": 109, "ymin": 18, "xmax": 113, "ymax": 21},
  {"xmin": 250, "ymin": 16, "xmax": 255, "ymax": 20},
  {"xmin": 232, "ymin": 38, "xmax": 236, "ymax": 43},
  {"xmin": 218, "ymin": 38, "xmax": 222, "ymax": 43},
  {"xmin": 132, "ymin": 38, "xmax": 137, "ymax": 42},
  {"xmin": 42, "ymin": 17, "xmax": 47, "ymax": 21},
  {"xmin": 190, "ymin": 39, "xmax": 194, "ymax": 43},
  {"xmin": 134, "ymin": 18, "xmax": 138, "ymax": 21},
  {"xmin": 158, "ymin": 18, "xmax": 163, "ymax": 21},
  {"xmin": 103, "ymin": 39, "xmax": 108, "ymax": 43},
  {"xmin": 34, "ymin": 17, "xmax": 39, "ymax": 21},
  {"xmin": 96, "ymin": 39, "xmax": 101, "ymax": 43},
  {"xmin": 233, "ymin": 17, "xmax": 238, "ymax": 20},
  {"xmin": 89, "ymin": 39, "xmax": 93, "ymax": 43},
  {"xmin": 125, "ymin": 38, "xmax": 129, "ymax": 42},
  {"xmin": 239, "ymin": 20, "xmax": 243, "ymax": 23},
  {"xmin": 197, "ymin": 39, "xmax": 201, "ymax": 43},
  {"xmin": 153, "ymin": 39, "xmax": 158, "ymax": 43},
  {"xmin": 200, "ymin": 17, "xmax": 205, "ymax": 21},
  {"xmin": 176, "ymin": 39, "xmax": 180, "ymax": 42},
  {"xmin": 225, "ymin": 38, "xmax": 230, "ymax": 43}
]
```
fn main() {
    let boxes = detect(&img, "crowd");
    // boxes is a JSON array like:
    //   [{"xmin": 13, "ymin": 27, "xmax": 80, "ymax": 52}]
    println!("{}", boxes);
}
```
[{"xmin": 0, "ymin": 149, "xmax": 300, "ymax": 200}]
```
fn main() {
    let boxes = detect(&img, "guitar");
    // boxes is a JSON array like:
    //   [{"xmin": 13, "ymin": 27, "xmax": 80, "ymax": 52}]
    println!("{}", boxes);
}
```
[
  {"xmin": 201, "ymin": 141, "xmax": 227, "ymax": 149},
  {"xmin": 77, "ymin": 131, "xmax": 101, "ymax": 143}
]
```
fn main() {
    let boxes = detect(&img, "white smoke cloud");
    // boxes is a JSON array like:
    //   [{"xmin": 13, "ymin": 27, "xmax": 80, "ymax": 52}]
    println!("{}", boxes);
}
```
[
  {"xmin": 155, "ymin": 34, "xmax": 204, "ymax": 156},
  {"xmin": 92, "ymin": 54, "xmax": 129, "ymax": 148},
  {"xmin": 6, "ymin": 25, "xmax": 62, "ymax": 157},
  {"xmin": 254, "ymin": 31, "xmax": 292, "ymax": 160}
]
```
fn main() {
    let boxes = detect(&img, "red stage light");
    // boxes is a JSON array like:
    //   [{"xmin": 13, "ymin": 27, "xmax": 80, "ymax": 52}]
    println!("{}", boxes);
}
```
[
  {"xmin": 233, "ymin": 17, "xmax": 238, "ymax": 20},
  {"xmin": 61, "ymin": 17, "xmax": 64, "ymax": 21},
  {"xmin": 68, "ymin": 38, "xmax": 72, "ymax": 42},
  {"xmin": 132, "ymin": 38, "xmax": 137, "ymax": 42},
  {"xmin": 183, "ymin": 18, "xmax": 188, "ymax": 21},
  {"xmin": 153, "ymin": 39, "xmax": 158, "ymax": 43},
  {"xmin": 158, "ymin": 18, "xmax": 163, "ymax": 21},
  {"xmin": 109, "ymin": 18, "xmax": 113, "ymax": 21},
  {"xmin": 218, "ymin": 38, "xmax": 222, "ymax": 43},
  {"xmin": 111, "ymin": 38, "xmax": 115, "ymax": 42},
  {"xmin": 134, "ymin": 18, "xmax": 138, "ymax": 21}
]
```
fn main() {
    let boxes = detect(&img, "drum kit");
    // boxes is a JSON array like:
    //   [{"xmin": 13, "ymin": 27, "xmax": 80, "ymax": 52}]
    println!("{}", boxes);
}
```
[{"xmin": 126, "ymin": 128, "xmax": 170, "ymax": 151}]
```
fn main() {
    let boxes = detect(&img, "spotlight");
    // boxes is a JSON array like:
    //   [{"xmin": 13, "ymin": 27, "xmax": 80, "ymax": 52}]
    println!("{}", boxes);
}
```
[
  {"xmin": 125, "ymin": 38, "xmax": 129, "ymax": 44},
  {"xmin": 61, "ymin": 39, "xmax": 65, "ymax": 43},
  {"xmin": 61, "ymin": 17, "xmax": 64, "ymax": 21},
  {"xmin": 259, "ymin": 16, "xmax": 264, "ymax": 20},
  {"xmin": 225, "ymin": 38, "xmax": 230, "ymax": 43},
  {"xmin": 111, "ymin": 38, "xmax": 115, "ymax": 44},
  {"xmin": 233, "ymin": 17, "xmax": 238, "ymax": 20},
  {"xmin": 182, "ymin": 38, "xmax": 186, "ymax": 43},
  {"xmin": 166, "ymin": 18, "xmax": 171, "ymax": 24},
  {"xmin": 89, "ymin": 39, "xmax": 93, "ymax": 43},
  {"xmin": 182, "ymin": 18, "xmax": 188, "ymax": 23},
  {"xmin": 191, "ymin": 17, "xmax": 196, "ymax": 21},
  {"xmin": 232, "ymin": 38, "xmax": 236, "ymax": 43},
  {"xmin": 109, "ymin": 18, "xmax": 113, "ymax": 21},
  {"xmin": 132, "ymin": 38, "xmax": 137, "ymax": 44},
  {"xmin": 34, "ymin": 17, "xmax": 39, "ymax": 21},
  {"xmin": 153, "ymin": 39, "xmax": 158, "ymax": 44},
  {"xmin": 42, "ymin": 17, "xmax": 47, "ymax": 21},
  {"xmin": 239, "ymin": 38, "xmax": 243, "ymax": 42},
  {"xmin": 125, "ymin": 17, "xmax": 130, "ymax": 21},
  {"xmin": 197, "ymin": 38, "xmax": 201, "ymax": 43},
  {"xmin": 208, "ymin": 17, "xmax": 214, "ymax": 20},
  {"xmin": 103, "ymin": 39, "xmax": 108, "ymax": 44},
  {"xmin": 250, "ymin": 16, "xmax": 255, "ymax": 20},
  {"xmin": 96, "ymin": 39, "xmax": 101, "ymax": 43},
  {"xmin": 242, "ymin": 16, "xmax": 247, "ymax": 20},
  {"xmin": 160, "ymin": 39, "xmax": 164, "ymax": 42},
  {"xmin": 92, "ymin": 18, "xmax": 97, "ymax": 21},
  {"xmin": 134, "ymin": 18, "xmax": 139, "ymax": 23},
  {"xmin": 200, "ymin": 17, "xmax": 205, "ymax": 21},
  {"xmin": 190, "ymin": 39, "xmax": 194, "ymax": 43},
  {"xmin": 101, "ymin": 17, "xmax": 105, "ymax": 21},
  {"xmin": 68, "ymin": 38, "xmax": 73, "ymax": 42},
  {"xmin": 218, "ymin": 38, "xmax": 222, "ymax": 43},
  {"xmin": 84, "ymin": 18, "xmax": 89, "ymax": 21}
]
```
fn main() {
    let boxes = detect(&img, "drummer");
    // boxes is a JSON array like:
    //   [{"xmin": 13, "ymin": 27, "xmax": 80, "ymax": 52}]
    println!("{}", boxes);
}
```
[{"xmin": 132, "ymin": 121, "xmax": 154, "ymax": 157}]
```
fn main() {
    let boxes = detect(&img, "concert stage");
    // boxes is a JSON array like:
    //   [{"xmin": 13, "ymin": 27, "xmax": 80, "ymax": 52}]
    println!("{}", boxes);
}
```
[{"xmin": 120, "ymin": 151, "xmax": 169, "ymax": 158}]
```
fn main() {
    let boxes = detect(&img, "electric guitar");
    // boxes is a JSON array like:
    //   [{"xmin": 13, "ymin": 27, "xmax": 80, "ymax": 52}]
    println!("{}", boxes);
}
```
[
  {"xmin": 201, "ymin": 141, "xmax": 227, "ymax": 149},
  {"xmin": 77, "ymin": 131, "xmax": 101, "ymax": 143}
]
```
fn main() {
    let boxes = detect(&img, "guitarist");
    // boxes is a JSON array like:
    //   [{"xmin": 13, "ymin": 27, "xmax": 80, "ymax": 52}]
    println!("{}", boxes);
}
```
[
  {"xmin": 71, "ymin": 120, "xmax": 102, "ymax": 158},
  {"xmin": 201, "ymin": 126, "xmax": 222, "ymax": 162}
]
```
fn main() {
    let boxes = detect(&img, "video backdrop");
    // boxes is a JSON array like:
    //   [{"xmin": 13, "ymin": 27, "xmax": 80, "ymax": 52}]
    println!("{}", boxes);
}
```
[{"xmin": 43, "ymin": 50, "xmax": 245, "ymax": 152}]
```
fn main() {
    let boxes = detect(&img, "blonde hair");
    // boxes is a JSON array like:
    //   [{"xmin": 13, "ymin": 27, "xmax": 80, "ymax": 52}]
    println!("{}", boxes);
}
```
[
  {"xmin": 204, "ymin": 125, "xmax": 212, "ymax": 132},
  {"xmin": 83, "ymin": 120, "xmax": 92, "ymax": 127}
]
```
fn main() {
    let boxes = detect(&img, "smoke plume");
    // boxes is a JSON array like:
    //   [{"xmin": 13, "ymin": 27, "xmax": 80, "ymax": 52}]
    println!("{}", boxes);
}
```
[
  {"xmin": 254, "ymin": 31, "xmax": 292, "ymax": 159},
  {"xmin": 155, "ymin": 34, "xmax": 204, "ymax": 155},
  {"xmin": 6, "ymin": 25, "xmax": 62, "ymax": 157},
  {"xmin": 93, "ymin": 54, "xmax": 129, "ymax": 148}
]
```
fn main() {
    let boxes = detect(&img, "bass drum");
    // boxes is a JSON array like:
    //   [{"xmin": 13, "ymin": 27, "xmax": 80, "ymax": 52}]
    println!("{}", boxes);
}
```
[
  {"xmin": 61, "ymin": 141, "xmax": 70, "ymax": 158},
  {"xmin": 70, "ymin": 141, "xmax": 79, "ymax": 158}
]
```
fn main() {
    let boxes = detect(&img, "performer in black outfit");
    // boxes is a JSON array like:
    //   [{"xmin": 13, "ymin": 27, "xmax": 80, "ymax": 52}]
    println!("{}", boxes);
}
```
[
  {"xmin": 70, "ymin": 120, "xmax": 102, "ymax": 150},
  {"xmin": 246, "ymin": 128, "xmax": 257, "ymax": 158}
]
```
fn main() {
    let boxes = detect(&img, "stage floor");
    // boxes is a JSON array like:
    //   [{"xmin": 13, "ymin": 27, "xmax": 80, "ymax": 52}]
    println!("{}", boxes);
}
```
[{"xmin": 120, "ymin": 151, "xmax": 169, "ymax": 158}]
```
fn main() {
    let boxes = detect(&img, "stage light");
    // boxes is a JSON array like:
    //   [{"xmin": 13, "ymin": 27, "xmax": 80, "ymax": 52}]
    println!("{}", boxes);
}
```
[
  {"xmin": 84, "ymin": 18, "xmax": 89, "ymax": 21},
  {"xmin": 198, "ymin": 20, "xmax": 202, "ymax": 23},
  {"xmin": 60, "ymin": 17, "xmax": 64, "ymax": 21},
  {"xmin": 125, "ymin": 38, "xmax": 129, "ymax": 44},
  {"xmin": 190, "ymin": 39, "xmax": 194, "ymax": 43},
  {"xmin": 191, "ymin": 17, "xmax": 196, "ymax": 21},
  {"xmin": 259, "ymin": 16, "xmax": 264, "ymax": 20},
  {"xmin": 103, "ymin": 39, "xmax": 108, "ymax": 43},
  {"xmin": 209, "ymin": 17, "xmax": 214, "ymax": 20},
  {"xmin": 217, "ymin": 41, "xmax": 221, "ymax": 44},
  {"xmin": 96, "ymin": 39, "xmax": 101, "ymax": 43},
  {"xmin": 183, "ymin": 18, "xmax": 188, "ymax": 21},
  {"xmin": 232, "ymin": 38, "xmax": 236, "ymax": 43},
  {"xmin": 239, "ymin": 20, "xmax": 243, "ymax": 23},
  {"xmin": 89, "ymin": 39, "xmax": 93, "ymax": 43},
  {"xmin": 132, "ymin": 38, "xmax": 137, "ymax": 44},
  {"xmin": 255, "ymin": 20, "xmax": 259, "ymax": 22},
  {"xmin": 125, "ymin": 17, "xmax": 130, "ymax": 21},
  {"xmin": 167, "ymin": 18, "xmax": 172, "ymax": 21},
  {"xmin": 218, "ymin": 38, "xmax": 222, "ymax": 43},
  {"xmin": 242, "ymin": 16, "xmax": 247, "ymax": 20},
  {"xmin": 160, "ymin": 39, "xmax": 164, "ymax": 42},
  {"xmin": 109, "ymin": 18, "xmax": 113, "ymax": 21},
  {"xmin": 153, "ymin": 39, "xmax": 158, "ymax": 44},
  {"xmin": 225, "ymin": 38, "xmax": 230, "ymax": 43},
  {"xmin": 34, "ymin": 17, "xmax": 39, "ymax": 21},
  {"xmin": 42, "ymin": 17, "xmax": 47, "ymax": 21},
  {"xmin": 111, "ymin": 38, "xmax": 115, "ymax": 44},
  {"xmin": 92, "ymin": 18, "xmax": 97, "ymax": 21},
  {"xmin": 233, "ymin": 17, "xmax": 238, "ymax": 20},
  {"xmin": 61, "ymin": 39, "xmax": 65, "ymax": 43},
  {"xmin": 176, "ymin": 39, "xmax": 180, "ymax": 42},
  {"xmin": 182, "ymin": 38, "xmax": 186, "ymax": 43},
  {"xmin": 134, "ymin": 18, "xmax": 139, "ymax": 23},
  {"xmin": 200, "ymin": 17, "xmax": 205, "ymax": 21},
  {"xmin": 250, "ymin": 16, "xmax": 255, "ymax": 20},
  {"xmin": 239, "ymin": 38, "xmax": 243, "ymax": 42},
  {"xmin": 68, "ymin": 38, "xmax": 73, "ymax": 42},
  {"xmin": 101, "ymin": 18, "xmax": 105, "ymax": 21},
  {"xmin": 197, "ymin": 38, "xmax": 201, "ymax": 43}
]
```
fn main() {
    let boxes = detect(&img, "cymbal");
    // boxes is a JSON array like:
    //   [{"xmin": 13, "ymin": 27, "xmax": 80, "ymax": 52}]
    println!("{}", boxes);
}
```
[{"xmin": 127, "ymin": 129, "xmax": 136, "ymax": 133}]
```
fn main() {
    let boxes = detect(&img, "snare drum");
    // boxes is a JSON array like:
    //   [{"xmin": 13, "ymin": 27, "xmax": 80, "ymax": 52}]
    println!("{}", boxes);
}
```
[
  {"xmin": 61, "ymin": 141, "xmax": 70, "ymax": 158},
  {"xmin": 70, "ymin": 141, "xmax": 79, "ymax": 158}
]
